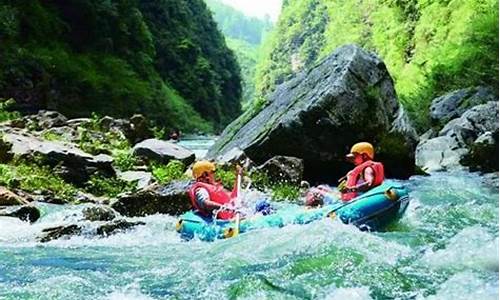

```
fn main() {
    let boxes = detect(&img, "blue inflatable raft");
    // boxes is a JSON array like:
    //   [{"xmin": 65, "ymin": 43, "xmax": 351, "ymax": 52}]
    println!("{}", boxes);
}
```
[{"xmin": 176, "ymin": 182, "xmax": 410, "ymax": 241}]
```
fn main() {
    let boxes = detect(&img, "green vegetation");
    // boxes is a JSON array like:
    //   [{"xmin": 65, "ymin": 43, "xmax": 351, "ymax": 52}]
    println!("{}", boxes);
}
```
[
  {"xmin": 205, "ymin": 0, "xmax": 273, "ymax": 108},
  {"xmin": 0, "ymin": 1, "xmax": 242, "ymax": 132},
  {"xmin": 0, "ymin": 98, "xmax": 20, "ymax": 122},
  {"xmin": 86, "ymin": 174, "xmax": 136, "ymax": 198},
  {"xmin": 204, "ymin": 0, "xmax": 272, "ymax": 45},
  {"xmin": 151, "ymin": 160, "xmax": 188, "ymax": 184},
  {"xmin": 0, "ymin": 160, "xmax": 78, "ymax": 200},
  {"xmin": 256, "ymin": 0, "xmax": 498, "ymax": 131}
]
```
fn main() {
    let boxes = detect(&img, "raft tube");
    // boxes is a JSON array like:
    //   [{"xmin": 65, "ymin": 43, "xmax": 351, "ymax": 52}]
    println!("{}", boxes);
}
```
[{"xmin": 176, "ymin": 181, "xmax": 410, "ymax": 241}]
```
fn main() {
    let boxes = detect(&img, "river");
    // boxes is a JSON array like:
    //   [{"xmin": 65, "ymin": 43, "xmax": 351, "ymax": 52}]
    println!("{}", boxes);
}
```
[{"xmin": 0, "ymin": 138, "xmax": 498, "ymax": 299}]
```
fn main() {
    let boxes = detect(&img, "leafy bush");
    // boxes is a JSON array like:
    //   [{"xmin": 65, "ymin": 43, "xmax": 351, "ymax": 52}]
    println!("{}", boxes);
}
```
[
  {"xmin": 0, "ymin": 98, "xmax": 20, "ymax": 122},
  {"xmin": 86, "ymin": 174, "xmax": 136, "ymax": 198},
  {"xmin": 271, "ymin": 184, "xmax": 301, "ymax": 202},
  {"xmin": 151, "ymin": 160, "xmax": 187, "ymax": 184}
]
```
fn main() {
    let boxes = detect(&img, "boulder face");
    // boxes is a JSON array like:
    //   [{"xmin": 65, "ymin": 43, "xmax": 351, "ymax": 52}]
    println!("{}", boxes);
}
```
[
  {"xmin": 208, "ymin": 45, "xmax": 417, "ymax": 182},
  {"xmin": 416, "ymin": 101, "xmax": 499, "ymax": 172},
  {"xmin": 132, "ymin": 139, "xmax": 195, "ymax": 166},
  {"xmin": 111, "ymin": 180, "xmax": 193, "ymax": 217},
  {"xmin": 430, "ymin": 86, "xmax": 497, "ymax": 127}
]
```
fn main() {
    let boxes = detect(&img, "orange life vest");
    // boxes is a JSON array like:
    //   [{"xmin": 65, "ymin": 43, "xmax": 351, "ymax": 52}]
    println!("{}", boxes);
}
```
[
  {"xmin": 188, "ymin": 181, "xmax": 236, "ymax": 220},
  {"xmin": 341, "ymin": 160, "xmax": 384, "ymax": 202}
]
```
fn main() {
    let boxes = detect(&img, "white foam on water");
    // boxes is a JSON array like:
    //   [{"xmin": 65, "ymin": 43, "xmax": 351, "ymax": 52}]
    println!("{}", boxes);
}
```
[
  {"xmin": 320, "ymin": 286, "xmax": 373, "ymax": 300},
  {"xmin": 420, "ymin": 225, "xmax": 499, "ymax": 272},
  {"xmin": 418, "ymin": 271, "xmax": 498, "ymax": 300},
  {"xmin": 103, "ymin": 283, "xmax": 156, "ymax": 300}
]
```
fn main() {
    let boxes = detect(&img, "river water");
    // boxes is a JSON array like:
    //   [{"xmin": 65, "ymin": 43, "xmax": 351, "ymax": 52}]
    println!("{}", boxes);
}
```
[{"xmin": 0, "ymin": 139, "xmax": 498, "ymax": 299}]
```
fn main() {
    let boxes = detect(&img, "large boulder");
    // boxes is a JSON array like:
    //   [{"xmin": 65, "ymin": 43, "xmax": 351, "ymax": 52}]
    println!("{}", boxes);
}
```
[
  {"xmin": 9, "ymin": 110, "xmax": 68, "ymax": 130},
  {"xmin": 430, "ymin": 86, "xmax": 497, "ymax": 127},
  {"xmin": 0, "ymin": 205, "xmax": 40, "ymax": 223},
  {"xmin": 117, "ymin": 171, "xmax": 153, "ymax": 190},
  {"xmin": 132, "ymin": 139, "xmax": 195, "ymax": 166},
  {"xmin": 256, "ymin": 156, "xmax": 304, "ymax": 184},
  {"xmin": 1, "ymin": 132, "xmax": 115, "ymax": 185},
  {"xmin": 208, "ymin": 45, "xmax": 417, "ymax": 182},
  {"xmin": 416, "ymin": 101, "xmax": 499, "ymax": 172},
  {"xmin": 111, "ymin": 180, "xmax": 192, "ymax": 217}
]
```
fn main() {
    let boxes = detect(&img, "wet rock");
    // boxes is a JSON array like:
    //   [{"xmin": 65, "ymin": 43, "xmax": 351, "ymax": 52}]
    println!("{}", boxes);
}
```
[
  {"xmin": 215, "ymin": 147, "xmax": 254, "ymax": 168},
  {"xmin": 430, "ymin": 86, "xmax": 497, "ymax": 127},
  {"xmin": 0, "ymin": 136, "xmax": 13, "ymax": 163},
  {"xmin": 39, "ymin": 225, "xmax": 82, "ymax": 243},
  {"xmin": 96, "ymin": 219, "xmax": 145, "ymax": 236},
  {"xmin": 0, "ymin": 205, "xmax": 40, "ymax": 223},
  {"xmin": 132, "ymin": 139, "xmax": 195, "ymax": 166},
  {"xmin": 417, "ymin": 101, "xmax": 499, "ymax": 172},
  {"xmin": 0, "ymin": 187, "xmax": 29, "ymax": 206},
  {"xmin": 111, "ymin": 180, "xmax": 192, "ymax": 217},
  {"xmin": 257, "ymin": 156, "xmax": 304, "ymax": 184},
  {"xmin": 74, "ymin": 191, "xmax": 107, "ymax": 204},
  {"xmin": 15, "ymin": 110, "xmax": 68, "ymax": 131},
  {"xmin": 208, "ymin": 45, "xmax": 417, "ymax": 181},
  {"xmin": 82, "ymin": 205, "xmax": 117, "ymax": 221},
  {"xmin": 128, "ymin": 114, "xmax": 153, "ymax": 143},
  {"xmin": 118, "ymin": 171, "xmax": 153, "ymax": 189}
]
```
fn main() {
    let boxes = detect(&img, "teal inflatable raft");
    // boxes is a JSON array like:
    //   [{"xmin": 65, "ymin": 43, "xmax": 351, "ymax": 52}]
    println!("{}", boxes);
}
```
[{"xmin": 176, "ymin": 182, "xmax": 410, "ymax": 241}]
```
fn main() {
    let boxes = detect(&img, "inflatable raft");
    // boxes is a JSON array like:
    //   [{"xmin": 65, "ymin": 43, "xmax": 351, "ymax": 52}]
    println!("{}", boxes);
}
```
[{"xmin": 176, "ymin": 182, "xmax": 410, "ymax": 241}]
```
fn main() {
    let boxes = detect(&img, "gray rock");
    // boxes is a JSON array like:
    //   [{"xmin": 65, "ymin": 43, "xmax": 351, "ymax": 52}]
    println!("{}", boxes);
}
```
[
  {"xmin": 39, "ymin": 225, "xmax": 82, "ymax": 242},
  {"xmin": 96, "ymin": 219, "xmax": 145, "ymax": 236},
  {"xmin": 257, "ymin": 156, "xmax": 304, "ymax": 184},
  {"xmin": 430, "ymin": 86, "xmax": 497, "ymax": 127},
  {"xmin": 2, "ymin": 132, "xmax": 115, "ymax": 185},
  {"xmin": 0, "ymin": 205, "xmax": 40, "ymax": 223},
  {"xmin": 132, "ymin": 139, "xmax": 195, "ymax": 166},
  {"xmin": 416, "ymin": 101, "xmax": 499, "ymax": 172},
  {"xmin": 118, "ymin": 171, "xmax": 153, "ymax": 189},
  {"xmin": 208, "ymin": 45, "xmax": 417, "ymax": 181},
  {"xmin": 111, "ymin": 180, "xmax": 193, "ymax": 217},
  {"xmin": 82, "ymin": 205, "xmax": 117, "ymax": 221}
]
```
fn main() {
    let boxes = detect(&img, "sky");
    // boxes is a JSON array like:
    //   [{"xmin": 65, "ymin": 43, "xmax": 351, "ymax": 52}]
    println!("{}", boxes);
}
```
[{"xmin": 219, "ymin": 0, "xmax": 283, "ymax": 22}]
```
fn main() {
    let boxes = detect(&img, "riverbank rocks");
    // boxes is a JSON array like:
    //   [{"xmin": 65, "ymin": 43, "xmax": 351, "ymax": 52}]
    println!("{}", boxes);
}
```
[
  {"xmin": 257, "ymin": 156, "xmax": 304, "ymax": 184},
  {"xmin": 132, "ymin": 139, "xmax": 195, "ymax": 166},
  {"xmin": 0, "ymin": 187, "xmax": 29, "ymax": 205},
  {"xmin": 430, "ymin": 86, "xmax": 497, "ymax": 127},
  {"xmin": 208, "ymin": 45, "xmax": 417, "ymax": 182},
  {"xmin": 9, "ymin": 110, "xmax": 68, "ymax": 130},
  {"xmin": 416, "ymin": 100, "xmax": 499, "ymax": 172},
  {"xmin": 111, "ymin": 180, "xmax": 192, "ymax": 217},
  {"xmin": 0, "ymin": 205, "xmax": 40, "ymax": 223},
  {"xmin": 1, "ymin": 132, "xmax": 115, "ymax": 185},
  {"xmin": 117, "ymin": 171, "xmax": 153, "ymax": 190}
]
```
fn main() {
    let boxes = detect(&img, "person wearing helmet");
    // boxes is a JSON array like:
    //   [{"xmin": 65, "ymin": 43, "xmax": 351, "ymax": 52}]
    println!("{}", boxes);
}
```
[
  {"xmin": 338, "ymin": 142, "xmax": 385, "ymax": 202},
  {"xmin": 187, "ymin": 161, "xmax": 242, "ymax": 220}
]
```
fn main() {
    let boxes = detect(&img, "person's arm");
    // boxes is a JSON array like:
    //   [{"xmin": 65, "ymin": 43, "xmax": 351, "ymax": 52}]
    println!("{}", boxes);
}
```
[
  {"xmin": 348, "ymin": 167, "xmax": 374, "ymax": 193},
  {"xmin": 195, "ymin": 187, "xmax": 224, "ymax": 210}
]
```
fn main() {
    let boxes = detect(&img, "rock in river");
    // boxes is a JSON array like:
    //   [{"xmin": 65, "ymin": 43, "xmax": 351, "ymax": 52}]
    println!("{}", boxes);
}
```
[{"xmin": 208, "ymin": 45, "xmax": 417, "ymax": 182}]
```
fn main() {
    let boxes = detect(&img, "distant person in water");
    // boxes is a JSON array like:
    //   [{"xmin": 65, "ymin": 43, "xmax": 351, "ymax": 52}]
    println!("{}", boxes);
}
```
[
  {"xmin": 338, "ymin": 142, "xmax": 385, "ymax": 202},
  {"xmin": 169, "ymin": 128, "xmax": 180, "ymax": 141},
  {"xmin": 187, "ymin": 161, "xmax": 241, "ymax": 220}
]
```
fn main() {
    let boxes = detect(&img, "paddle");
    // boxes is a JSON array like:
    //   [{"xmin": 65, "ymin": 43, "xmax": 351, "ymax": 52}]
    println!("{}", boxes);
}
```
[{"xmin": 232, "ymin": 170, "xmax": 242, "ymax": 236}]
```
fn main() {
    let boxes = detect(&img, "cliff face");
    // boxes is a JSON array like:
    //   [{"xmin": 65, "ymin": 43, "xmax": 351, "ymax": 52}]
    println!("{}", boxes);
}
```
[
  {"xmin": 255, "ymin": 0, "xmax": 498, "ymax": 130},
  {"xmin": 0, "ymin": 0, "xmax": 242, "ymax": 131}
]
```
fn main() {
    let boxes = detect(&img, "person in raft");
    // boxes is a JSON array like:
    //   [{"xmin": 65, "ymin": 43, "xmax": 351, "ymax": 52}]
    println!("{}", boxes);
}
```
[
  {"xmin": 188, "ymin": 160, "xmax": 242, "ymax": 220},
  {"xmin": 338, "ymin": 142, "xmax": 385, "ymax": 202}
]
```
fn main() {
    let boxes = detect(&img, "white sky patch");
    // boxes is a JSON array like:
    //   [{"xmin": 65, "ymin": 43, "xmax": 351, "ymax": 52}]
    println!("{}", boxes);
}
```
[{"xmin": 219, "ymin": 0, "xmax": 283, "ymax": 22}]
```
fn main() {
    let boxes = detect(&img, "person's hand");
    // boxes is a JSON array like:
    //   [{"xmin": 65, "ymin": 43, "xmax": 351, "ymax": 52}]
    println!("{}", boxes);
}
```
[{"xmin": 235, "ymin": 165, "xmax": 243, "ymax": 176}]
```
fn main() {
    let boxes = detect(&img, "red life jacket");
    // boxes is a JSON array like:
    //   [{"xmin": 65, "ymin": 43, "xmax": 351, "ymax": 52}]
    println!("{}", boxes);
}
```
[
  {"xmin": 188, "ymin": 181, "xmax": 236, "ymax": 220},
  {"xmin": 341, "ymin": 160, "xmax": 384, "ymax": 202}
]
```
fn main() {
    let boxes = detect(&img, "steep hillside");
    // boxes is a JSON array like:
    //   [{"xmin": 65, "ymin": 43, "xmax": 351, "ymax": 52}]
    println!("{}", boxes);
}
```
[
  {"xmin": 204, "ymin": 0, "xmax": 273, "ymax": 106},
  {"xmin": 0, "ymin": 0, "xmax": 242, "ymax": 132},
  {"xmin": 256, "ymin": 0, "xmax": 498, "ymax": 130}
]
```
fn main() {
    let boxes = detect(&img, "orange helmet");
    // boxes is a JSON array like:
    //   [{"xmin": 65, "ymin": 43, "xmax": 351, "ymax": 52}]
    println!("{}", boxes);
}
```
[
  {"xmin": 192, "ymin": 161, "xmax": 216, "ymax": 179},
  {"xmin": 346, "ymin": 142, "xmax": 375, "ymax": 160}
]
